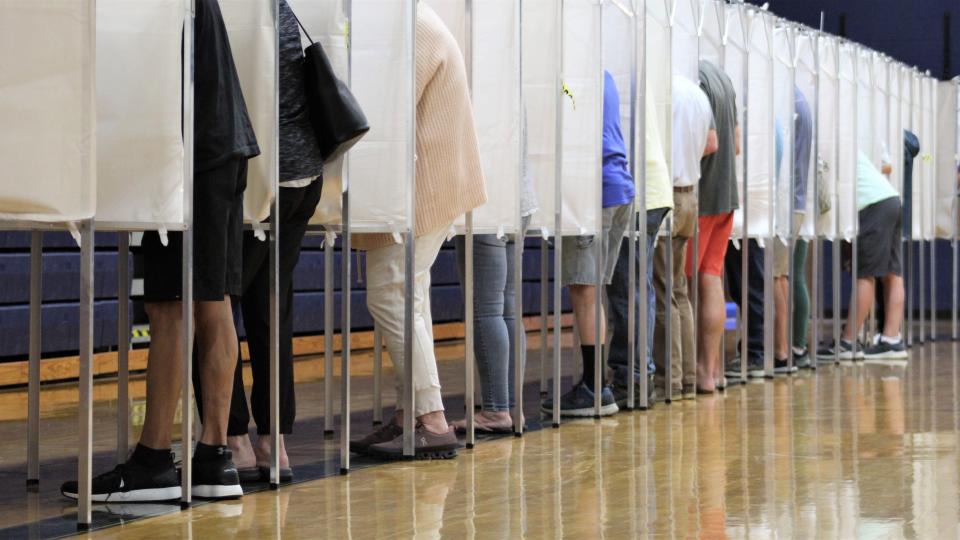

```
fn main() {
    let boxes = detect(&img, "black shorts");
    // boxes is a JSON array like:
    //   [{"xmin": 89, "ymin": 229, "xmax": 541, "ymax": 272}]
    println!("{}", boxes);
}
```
[
  {"xmin": 857, "ymin": 196, "xmax": 902, "ymax": 279},
  {"xmin": 142, "ymin": 159, "xmax": 248, "ymax": 302}
]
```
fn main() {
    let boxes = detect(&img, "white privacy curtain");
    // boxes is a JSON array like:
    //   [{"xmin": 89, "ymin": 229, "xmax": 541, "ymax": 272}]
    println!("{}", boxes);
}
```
[
  {"xmin": 887, "ymin": 64, "xmax": 906, "ymax": 195},
  {"xmin": 291, "ymin": 0, "xmax": 349, "ymax": 227},
  {"xmin": 723, "ymin": 3, "xmax": 747, "ymax": 237},
  {"xmin": 604, "ymin": 0, "xmax": 635, "ymax": 177},
  {"xmin": 464, "ymin": 0, "xmax": 522, "ymax": 235},
  {"xmin": 0, "ymin": 1, "xmax": 96, "ymax": 223},
  {"xmin": 935, "ymin": 79, "xmax": 958, "ymax": 238},
  {"xmin": 909, "ymin": 73, "xmax": 924, "ymax": 240},
  {"xmin": 524, "ymin": 0, "xmax": 559, "ymax": 236},
  {"xmin": 772, "ymin": 24, "xmax": 794, "ymax": 241},
  {"xmin": 795, "ymin": 32, "xmax": 817, "ymax": 239},
  {"xmin": 220, "ymin": 0, "xmax": 278, "ymax": 224},
  {"xmin": 96, "ymin": 0, "xmax": 185, "ymax": 230},
  {"xmin": 559, "ymin": 0, "xmax": 603, "ymax": 236},
  {"xmin": 856, "ymin": 48, "xmax": 876, "ymax": 172},
  {"xmin": 735, "ymin": 9, "xmax": 774, "ymax": 241},
  {"xmin": 837, "ymin": 43, "xmax": 857, "ymax": 240},
  {"xmin": 698, "ymin": 0, "xmax": 724, "ymax": 68},
  {"xmin": 816, "ymin": 36, "xmax": 839, "ymax": 239},
  {"xmin": 920, "ymin": 76, "xmax": 937, "ymax": 240},
  {"xmin": 672, "ymin": 0, "xmax": 699, "ymax": 82},
  {"xmin": 348, "ymin": 0, "xmax": 415, "ymax": 234},
  {"xmin": 647, "ymin": 0, "xmax": 672, "ymax": 198}
]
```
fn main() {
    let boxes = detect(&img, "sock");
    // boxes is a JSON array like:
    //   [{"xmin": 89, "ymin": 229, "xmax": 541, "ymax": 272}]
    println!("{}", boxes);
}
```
[
  {"xmin": 194, "ymin": 442, "xmax": 227, "ymax": 462},
  {"xmin": 130, "ymin": 443, "xmax": 173, "ymax": 469},
  {"xmin": 581, "ymin": 345, "xmax": 602, "ymax": 389},
  {"xmin": 881, "ymin": 334, "xmax": 902, "ymax": 344},
  {"xmin": 792, "ymin": 346, "xmax": 806, "ymax": 356}
]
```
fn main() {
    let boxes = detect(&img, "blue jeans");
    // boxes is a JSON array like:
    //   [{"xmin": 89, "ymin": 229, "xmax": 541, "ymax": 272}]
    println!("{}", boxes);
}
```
[
  {"xmin": 455, "ymin": 233, "xmax": 526, "ymax": 412},
  {"xmin": 606, "ymin": 208, "xmax": 669, "ymax": 383}
]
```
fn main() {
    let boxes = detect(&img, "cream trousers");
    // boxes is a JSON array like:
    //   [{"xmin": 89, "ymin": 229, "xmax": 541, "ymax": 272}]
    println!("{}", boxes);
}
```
[{"xmin": 365, "ymin": 223, "xmax": 452, "ymax": 418}]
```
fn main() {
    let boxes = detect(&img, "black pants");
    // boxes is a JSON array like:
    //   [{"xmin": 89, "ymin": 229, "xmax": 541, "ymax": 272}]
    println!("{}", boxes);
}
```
[
  {"xmin": 194, "ymin": 179, "xmax": 323, "ymax": 436},
  {"xmin": 724, "ymin": 239, "xmax": 764, "ymax": 362}
]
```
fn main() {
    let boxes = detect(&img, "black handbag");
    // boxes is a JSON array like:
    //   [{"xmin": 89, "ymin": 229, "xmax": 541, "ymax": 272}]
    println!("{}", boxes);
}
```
[{"xmin": 292, "ymin": 12, "xmax": 370, "ymax": 163}]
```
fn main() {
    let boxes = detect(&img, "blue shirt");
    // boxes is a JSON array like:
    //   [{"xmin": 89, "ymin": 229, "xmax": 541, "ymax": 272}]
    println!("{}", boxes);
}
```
[
  {"xmin": 602, "ymin": 71, "xmax": 636, "ymax": 208},
  {"xmin": 793, "ymin": 88, "xmax": 813, "ymax": 209}
]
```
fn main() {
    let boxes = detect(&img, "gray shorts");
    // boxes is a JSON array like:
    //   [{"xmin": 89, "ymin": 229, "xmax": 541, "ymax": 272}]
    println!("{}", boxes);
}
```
[{"xmin": 561, "ymin": 204, "xmax": 632, "ymax": 286}]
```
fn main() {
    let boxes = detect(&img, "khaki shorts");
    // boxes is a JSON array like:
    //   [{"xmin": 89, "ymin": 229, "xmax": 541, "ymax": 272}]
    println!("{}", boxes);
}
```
[
  {"xmin": 773, "ymin": 212, "xmax": 805, "ymax": 277},
  {"xmin": 561, "ymin": 204, "xmax": 632, "ymax": 286}
]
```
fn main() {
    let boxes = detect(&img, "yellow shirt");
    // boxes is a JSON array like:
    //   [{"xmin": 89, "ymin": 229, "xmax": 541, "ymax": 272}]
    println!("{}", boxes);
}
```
[{"xmin": 643, "ymin": 90, "xmax": 674, "ymax": 211}]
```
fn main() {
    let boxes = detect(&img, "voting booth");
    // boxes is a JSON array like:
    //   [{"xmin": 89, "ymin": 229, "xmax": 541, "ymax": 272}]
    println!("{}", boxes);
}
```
[
  {"xmin": 935, "ymin": 80, "xmax": 959, "ymax": 239},
  {"xmin": 794, "ymin": 31, "xmax": 818, "ymax": 239}
]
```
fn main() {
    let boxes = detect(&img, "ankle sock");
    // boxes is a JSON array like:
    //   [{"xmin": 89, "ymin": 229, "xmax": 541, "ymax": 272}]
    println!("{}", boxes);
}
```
[
  {"xmin": 194, "ymin": 442, "xmax": 228, "ymax": 462},
  {"xmin": 793, "ymin": 346, "xmax": 806, "ymax": 356},
  {"xmin": 581, "ymin": 345, "xmax": 603, "ymax": 389},
  {"xmin": 130, "ymin": 443, "xmax": 173, "ymax": 469},
  {"xmin": 880, "ymin": 334, "xmax": 902, "ymax": 344}
]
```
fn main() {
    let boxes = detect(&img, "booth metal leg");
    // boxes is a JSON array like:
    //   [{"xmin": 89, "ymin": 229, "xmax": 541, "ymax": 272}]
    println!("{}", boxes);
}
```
[
  {"xmin": 117, "ymin": 233, "xmax": 130, "ymax": 464},
  {"xmin": 741, "ymin": 237, "xmax": 750, "ymax": 380},
  {"xmin": 930, "ymin": 240, "xmax": 937, "ymax": 341},
  {"xmin": 626, "ymin": 212, "xmax": 636, "ymax": 410},
  {"xmin": 268, "ymin": 219, "xmax": 280, "ymax": 489},
  {"xmin": 402, "ymin": 232, "xmax": 416, "ymax": 456},
  {"xmin": 851, "ymin": 238, "xmax": 859, "ymax": 360},
  {"xmin": 763, "ymin": 238, "xmax": 774, "ymax": 378},
  {"xmin": 810, "ymin": 237, "xmax": 820, "ymax": 369},
  {"xmin": 907, "ymin": 239, "xmax": 914, "ymax": 346},
  {"xmin": 77, "ymin": 220, "xmax": 94, "ymax": 530},
  {"xmin": 27, "ymin": 231, "xmax": 42, "ymax": 488},
  {"xmin": 539, "ymin": 239, "xmax": 549, "ymax": 397},
  {"xmin": 664, "ymin": 220, "xmax": 674, "ymax": 403},
  {"xmin": 372, "ymin": 326, "xmax": 383, "ymax": 426},
  {"xmin": 593, "ymin": 229, "xmax": 603, "ymax": 418},
  {"xmin": 638, "ymin": 210, "xmax": 650, "ymax": 409},
  {"xmin": 953, "ymin": 236, "xmax": 958, "ymax": 341},
  {"xmin": 787, "ymin": 236, "xmax": 795, "ymax": 373},
  {"xmin": 832, "ymin": 239, "xmax": 841, "ymax": 364},
  {"xmin": 465, "ymin": 213, "xmax": 476, "ymax": 448},
  {"xmin": 919, "ymin": 240, "xmax": 926, "ymax": 344},
  {"xmin": 324, "ymin": 236, "xmax": 335, "ymax": 435},
  {"xmin": 340, "ymin": 199, "xmax": 352, "ymax": 473},
  {"xmin": 692, "ymin": 211, "xmax": 700, "ymax": 384},
  {"xmin": 180, "ymin": 220, "xmax": 195, "ymax": 509},
  {"xmin": 552, "ymin": 232, "xmax": 563, "ymax": 427},
  {"xmin": 513, "ymin": 233, "xmax": 525, "ymax": 436}
]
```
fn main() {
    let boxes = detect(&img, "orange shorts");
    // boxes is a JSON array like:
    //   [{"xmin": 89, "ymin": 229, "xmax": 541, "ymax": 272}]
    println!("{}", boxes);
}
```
[{"xmin": 686, "ymin": 212, "xmax": 734, "ymax": 277}]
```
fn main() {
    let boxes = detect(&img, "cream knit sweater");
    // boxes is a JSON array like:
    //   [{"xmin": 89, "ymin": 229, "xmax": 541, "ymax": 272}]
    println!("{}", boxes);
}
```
[{"xmin": 353, "ymin": 3, "xmax": 487, "ymax": 250}]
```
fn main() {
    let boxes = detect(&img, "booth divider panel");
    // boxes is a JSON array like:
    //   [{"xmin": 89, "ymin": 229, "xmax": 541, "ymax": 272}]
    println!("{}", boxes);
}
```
[
  {"xmin": 836, "ymin": 44, "xmax": 858, "ymax": 240},
  {"xmin": 795, "ymin": 33, "xmax": 818, "ymax": 239},
  {"xmin": 772, "ymin": 26, "xmax": 794, "ymax": 241},
  {"xmin": 0, "ymin": 1, "xmax": 96, "ymax": 223},
  {"xmin": 935, "ymin": 80, "xmax": 958, "ymax": 238},
  {"xmin": 816, "ymin": 37, "xmax": 839, "ymax": 239}
]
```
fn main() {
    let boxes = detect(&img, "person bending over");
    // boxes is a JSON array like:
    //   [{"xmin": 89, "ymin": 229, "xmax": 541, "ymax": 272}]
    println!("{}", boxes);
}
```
[
  {"xmin": 651, "ymin": 74, "xmax": 717, "ymax": 400},
  {"xmin": 541, "ymin": 71, "xmax": 636, "ymax": 417},
  {"xmin": 690, "ymin": 60, "xmax": 740, "ymax": 393},
  {"xmin": 192, "ymin": 0, "xmax": 324, "ymax": 484},
  {"xmin": 62, "ymin": 0, "xmax": 260, "ymax": 502},
  {"xmin": 817, "ymin": 153, "xmax": 906, "ymax": 360},
  {"xmin": 349, "ymin": 3, "xmax": 487, "ymax": 459}
]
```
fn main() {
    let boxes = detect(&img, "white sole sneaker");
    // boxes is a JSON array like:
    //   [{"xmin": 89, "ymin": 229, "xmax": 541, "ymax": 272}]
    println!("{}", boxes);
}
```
[
  {"xmin": 863, "ymin": 350, "xmax": 908, "ymax": 360},
  {"xmin": 192, "ymin": 483, "xmax": 243, "ymax": 499},
  {"xmin": 544, "ymin": 403, "xmax": 619, "ymax": 418},
  {"xmin": 62, "ymin": 486, "xmax": 182, "ymax": 503}
]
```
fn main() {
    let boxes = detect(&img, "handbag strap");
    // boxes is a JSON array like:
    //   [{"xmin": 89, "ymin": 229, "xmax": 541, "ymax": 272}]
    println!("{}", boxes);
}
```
[{"xmin": 289, "ymin": 6, "xmax": 316, "ymax": 45}]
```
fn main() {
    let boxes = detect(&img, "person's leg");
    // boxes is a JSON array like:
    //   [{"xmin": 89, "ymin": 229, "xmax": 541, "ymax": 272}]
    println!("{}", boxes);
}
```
[
  {"xmin": 881, "ymin": 274, "xmax": 905, "ymax": 337},
  {"xmin": 454, "ymin": 234, "xmax": 512, "ymax": 429},
  {"xmin": 674, "ymin": 236, "xmax": 695, "ymax": 390},
  {"xmin": 569, "ymin": 283, "xmax": 602, "ymax": 384},
  {"xmin": 644, "ymin": 208, "xmax": 667, "ymax": 380},
  {"xmin": 195, "ymin": 298, "xmax": 240, "ymax": 446},
  {"xmin": 652, "ymin": 238, "xmax": 672, "ymax": 392},
  {"xmin": 503, "ymin": 232, "xmax": 525, "ymax": 412},
  {"xmin": 606, "ymin": 231, "xmax": 639, "ymax": 383},
  {"xmin": 792, "ymin": 239, "xmax": 810, "ymax": 351},
  {"xmin": 140, "ymin": 302, "xmax": 186, "ymax": 450},
  {"xmin": 843, "ymin": 278, "xmax": 875, "ymax": 342},
  {"xmin": 774, "ymin": 276, "xmax": 789, "ymax": 359},
  {"xmin": 697, "ymin": 275, "xmax": 726, "ymax": 391}
]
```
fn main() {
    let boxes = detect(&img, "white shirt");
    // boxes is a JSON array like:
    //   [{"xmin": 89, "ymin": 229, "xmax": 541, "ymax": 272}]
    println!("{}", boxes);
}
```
[{"xmin": 671, "ymin": 75, "xmax": 714, "ymax": 187}]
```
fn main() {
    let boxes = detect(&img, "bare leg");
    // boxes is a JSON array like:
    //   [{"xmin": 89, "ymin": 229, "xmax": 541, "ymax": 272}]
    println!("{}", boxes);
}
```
[
  {"xmin": 140, "ymin": 302, "xmax": 185, "ymax": 450},
  {"xmin": 697, "ymin": 275, "xmax": 726, "ymax": 391},
  {"xmin": 774, "ymin": 276, "xmax": 789, "ymax": 359},
  {"xmin": 196, "ymin": 297, "xmax": 239, "ymax": 446},
  {"xmin": 881, "ymin": 274, "xmax": 905, "ymax": 337},
  {"xmin": 228, "ymin": 435, "xmax": 256, "ymax": 469},
  {"xmin": 568, "ymin": 284, "xmax": 605, "ymax": 345},
  {"xmin": 843, "ymin": 278, "xmax": 875, "ymax": 342}
]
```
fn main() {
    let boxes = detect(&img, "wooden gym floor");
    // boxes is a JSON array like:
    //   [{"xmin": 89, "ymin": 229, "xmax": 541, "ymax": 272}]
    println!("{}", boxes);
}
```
[{"xmin": 1, "ymin": 332, "xmax": 959, "ymax": 538}]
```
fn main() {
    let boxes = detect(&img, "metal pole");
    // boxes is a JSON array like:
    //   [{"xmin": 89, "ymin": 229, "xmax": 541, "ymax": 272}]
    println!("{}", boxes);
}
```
[
  {"xmin": 324, "ymin": 235, "xmax": 335, "ymax": 434},
  {"xmin": 179, "ymin": 0, "xmax": 196, "ymax": 510},
  {"xmin": 372, "ymin": 325, "xmax": 382, "ymax": 425},
  {"xmin": 513, "ymin": 0, "xmax": 525, "ymax": 437},
  {"xmin": 832, "ymin": 41, "xmax": 841, "ymax": 365},
  {"xmin": 786, "ymin": 25, "xmax": 797, "ymax": 374},
  {"xmin": 625, "ymin": 0, "xmax": 638, "ymax": 410},
  {"xmin": 662, "ymin": 0, "xmax": 673, "ymax": 402},
  {"xmin": 552, "ymin": 0, "xmax": 565, "ymax": 427},
  {"xmin": 464, "ymin": 0, "xmax": 476, "ymax": 447},
  {"xmin": 953, "ymin": 79, "xmax": 959, "ymax": 341},
  {"xmin": 27, "ymin": 231, "xmax": 42, "ymax": 487},
  {"xmin": 593, "ymin": 1, "xmax": 604, "ymax": 419},
  {"xmin": 810, "ymin": 25, "xmax": 822, "ymax": 367},
  {"xmin": 740, "ymin": 4, "xmax": 751, "ymax": 382},
  {"xmin": 762, "ymin": 15, "xmax": 775, "ymax": 379},
  {"xmin": 77, "ymin": 220, "xmax": 95, "ymax": 529},
  {"xmin": 268, "ymin": 0, "xmax": 281, "ymax": 489},
  {"xmin": 340, "ymin": 193, "xmax": 352, "ymax": 472},
  {"xmin": 850, "ymin": 45, "xmax": 859, "ymax": 361},
  {"xmin": 117, "ymin": 233, "xmax": 131, "ymax": 463},
  {"xmin": 540, "ymin": 238, "xmax": 549, "ymax": 396},
  {"xmin": 637, "ymin": 0, "xmax": 649, "ymax": 409},
  {"xmin": 402, "ymin": 0, "xmax": 417, "ymax": 456}
]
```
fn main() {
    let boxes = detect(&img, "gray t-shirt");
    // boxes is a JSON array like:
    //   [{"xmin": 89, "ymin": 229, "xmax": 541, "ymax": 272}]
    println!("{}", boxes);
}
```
[{"xmin": 697, "ymin": 60, "xmax": 739, "ymax": 216}]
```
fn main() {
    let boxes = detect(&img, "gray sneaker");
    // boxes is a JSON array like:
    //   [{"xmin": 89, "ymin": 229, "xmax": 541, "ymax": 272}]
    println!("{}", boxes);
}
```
[
  {"xmin": 367, "ymin": 424, "xmax": 459, "ymax": 460},
  {"xmin": 350, "ymin": 421, "xmax": 403, "ymax": 455}
]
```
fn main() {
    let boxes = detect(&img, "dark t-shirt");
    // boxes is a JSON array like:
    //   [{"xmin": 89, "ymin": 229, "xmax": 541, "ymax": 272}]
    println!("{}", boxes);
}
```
[
  {"xmin": 278, "ymin": 0, "xmax": 324, "ymax": 182},
  {"xmin": 698, "ymin": 60, "xmax": 739, "ymax": 216},
  {"xmin": 194, "ymin": 0, "xmax": 260, "ymax": 172}
]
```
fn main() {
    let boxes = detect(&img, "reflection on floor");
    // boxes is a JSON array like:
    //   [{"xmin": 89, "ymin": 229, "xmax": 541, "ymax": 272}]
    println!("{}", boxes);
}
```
[{"xmin": 83, "ymin": 340, "xmax": 960, "ymax": 539}]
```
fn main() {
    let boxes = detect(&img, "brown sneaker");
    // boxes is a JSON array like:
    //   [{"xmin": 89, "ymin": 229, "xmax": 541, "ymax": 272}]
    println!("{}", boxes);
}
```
[
  {"xmin": 367, "ymin": 424, "xmax": 459, "ymax": 460},
  {"xmin": 349, "ymin": 421, "xmax": 403, "ymax": 455}
]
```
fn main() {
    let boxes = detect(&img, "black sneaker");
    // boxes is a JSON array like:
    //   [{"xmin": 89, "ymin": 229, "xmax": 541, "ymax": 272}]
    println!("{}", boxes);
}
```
[
  {"xmin": 541, "ymin": 381, "xmax": 619, "ymax": 417},
  {"xmin": 862, "ymin": 335, "xmax": 908, "ymax": 360},
  {"xmin": 793, "ymin": 348, "xmax": 815, "ymax": 370},
  {"xmin": 192, "ymin": 448, "xmax": 243, "ymax": 499},
  {"xmin": 774, "ymin": 357, "xmax": 798, "ymax": 374},
  {"xmin": 816, "ymin": 339, "xmax": 863, "ymax": 361},
  {"xmin": 610, "ymin": 374, "xmax": 656, "ymax": 409},
  {"xmin": 725, "ymin": 356, "xmax": 766, "ymax": 379},
  {"xmin": 61, "ymin": 460, "xmax": 181, "ymax": 503}
]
